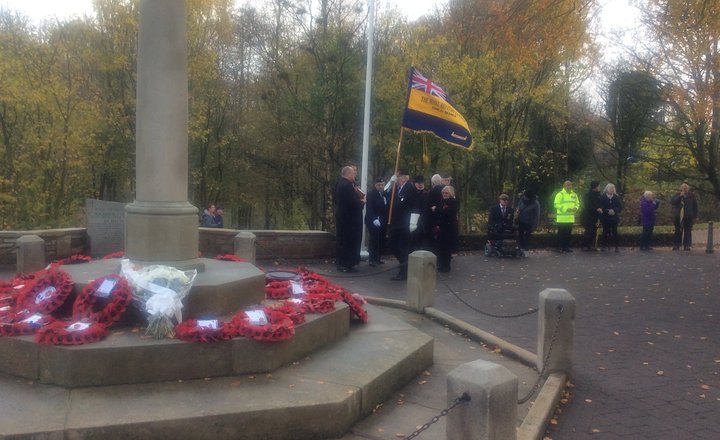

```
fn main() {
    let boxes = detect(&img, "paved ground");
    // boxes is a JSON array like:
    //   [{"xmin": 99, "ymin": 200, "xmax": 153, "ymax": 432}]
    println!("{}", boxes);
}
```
[{"xmin": 303, "ymin": 243, "xmax": 720, "ymax": 439}]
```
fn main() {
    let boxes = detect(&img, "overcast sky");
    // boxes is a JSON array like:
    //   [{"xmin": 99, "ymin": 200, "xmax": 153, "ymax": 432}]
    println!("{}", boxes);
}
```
[{"xmin": 0, "ymin": 0, "xmax": 639, "ymax": 29}]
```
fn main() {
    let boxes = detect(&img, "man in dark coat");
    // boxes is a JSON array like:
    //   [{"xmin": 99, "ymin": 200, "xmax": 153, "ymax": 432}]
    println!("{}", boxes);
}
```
[
  {"xmin": 671, "ymin": 182, "xmax": 699, "ymax": 251},
  {"xmin": 412, "ymin": 175, "xmax": 429, "ymax": 250},
  {"xmin": 364, "ymin": 178, "xmax": 388, "ymax": 266},
  {"xmin": 581, "ymin": 180, "xmax": 602, "ymax": 251},
  {"xmin": 387, "ymin": 170, "xmax": 420, "ymax": 281},
  {"xmin": 488, "ymin": 194, "xmax": 515, "ymax": 239},
  {"xmin": 334, "ymin": 166, "xmax": 364, "ymax": 272}
]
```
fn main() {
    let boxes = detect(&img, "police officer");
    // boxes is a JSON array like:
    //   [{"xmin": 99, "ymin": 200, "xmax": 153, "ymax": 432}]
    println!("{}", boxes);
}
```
[{"xmin": 554, "ymin": 180, "xmax": 580, "ymax": 252}]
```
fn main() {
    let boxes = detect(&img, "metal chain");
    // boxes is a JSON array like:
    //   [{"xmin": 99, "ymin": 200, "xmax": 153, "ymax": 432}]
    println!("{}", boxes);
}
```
[
  {"xmin": 438, "ymin": 275, "xmax": 538, "ymax": 318},
  {"xmin": 402, "ymin": 392, "xmax": 471, "ymax": 440},
  {"xmin": 517, "ymin": 304, "xmax": 564, "ymax": 404}
]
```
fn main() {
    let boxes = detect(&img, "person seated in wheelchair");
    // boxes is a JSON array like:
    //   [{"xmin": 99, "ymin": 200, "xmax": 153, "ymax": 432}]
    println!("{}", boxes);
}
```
[{"xmin": 488, "ymin": 193, "xmax": 517, "ymax": 243}]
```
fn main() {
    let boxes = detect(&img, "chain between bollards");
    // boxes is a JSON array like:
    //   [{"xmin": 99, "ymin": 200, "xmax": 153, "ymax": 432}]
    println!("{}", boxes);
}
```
[
  {"xmin": 518, "ymin": 304, "xmax": 564, "ymax": 404},
  {"xmin": 402, "ymin": 392, "xmax": 471, "ymax": 439}
]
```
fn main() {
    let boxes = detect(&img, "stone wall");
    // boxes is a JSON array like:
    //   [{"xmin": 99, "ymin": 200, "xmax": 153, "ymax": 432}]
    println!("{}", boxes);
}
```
[
  {"xmin": 199, "ymin": 228, "xmax": 336, "ymax": 261},
  {"xmin": 0, "ymin": 228, "xmax": 336, "ymax": 268},
  {"xmin": 0, "ymin": 228, "xmax": 88, "ymax": 266}
]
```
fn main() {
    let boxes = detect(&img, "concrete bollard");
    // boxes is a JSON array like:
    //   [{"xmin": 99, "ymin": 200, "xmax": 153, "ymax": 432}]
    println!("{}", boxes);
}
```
[
  {"xmin": 406, "ymin": 250, "xmax": 436, "ymax": 312},
  {"xmin": 706, "ymin": 222, "xmax": 714, "ymax": 254},
  {"xmin": 537, "ymin": 288, "xmax": 575, "ymax": 376},
  {"xmin": 16, "ymin": 235, "xmax": 46, "ymax": 274},
  {"xmin": 447, "ymin": 360, "xmax": 518, "ymax": 440},
  {"xmin": 234, "ymin": 231, "xmax": 257, "ymax": 265}
]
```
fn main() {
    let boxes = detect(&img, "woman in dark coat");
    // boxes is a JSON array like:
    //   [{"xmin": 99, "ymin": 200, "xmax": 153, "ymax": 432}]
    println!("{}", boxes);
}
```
[
  {"xmin": 431, "ymin": 186, "xmax": 459, "ymax": 272},
  {"xmin": 600, "ymin": 183, "xmax": 623, "ymax": 252},
  {"xmin": 516, "ymin": 190, "xmax": 541, "ymax": 255},
  {"xmin": 639, "ymin": 190, "xmax": 659, "ymax": 251}
]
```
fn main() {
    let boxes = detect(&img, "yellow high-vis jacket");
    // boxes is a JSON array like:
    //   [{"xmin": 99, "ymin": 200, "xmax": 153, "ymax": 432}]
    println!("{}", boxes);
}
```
[{"xmin": 554, "ymin": 189, "xmax": 580, "ymax": 224}]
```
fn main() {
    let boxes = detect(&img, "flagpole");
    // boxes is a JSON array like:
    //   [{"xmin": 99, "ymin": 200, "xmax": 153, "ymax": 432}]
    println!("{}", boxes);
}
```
[
  {"xmin": 359, "ymin": 0, "xmax": 375, "ymax": 260},
  {"xmin": 387, "ymin": 127, "xmax": 405, "ymax": 225}
]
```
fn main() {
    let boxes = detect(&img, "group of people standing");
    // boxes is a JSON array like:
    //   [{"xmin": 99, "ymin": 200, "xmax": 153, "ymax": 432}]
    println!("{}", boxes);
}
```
[
  {"xmin": 334, "ymin": 167, "xmax": 459, "ymax": 280},
  {"xmin": 563, "ymin": 180, "xmax": 698, "ymax": 253},
  {"xmin": 200, "ymin": 204, "xmax": 224, "ymax": 228}
]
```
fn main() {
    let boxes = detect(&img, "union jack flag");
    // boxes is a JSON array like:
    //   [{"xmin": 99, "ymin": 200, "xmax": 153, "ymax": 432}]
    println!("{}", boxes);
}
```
[{"xmin": 410, "ymin": 68, "xmax": 448, "ymax": 101}]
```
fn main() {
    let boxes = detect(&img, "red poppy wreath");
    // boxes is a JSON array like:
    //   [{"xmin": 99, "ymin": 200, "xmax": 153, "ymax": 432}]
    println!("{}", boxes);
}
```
[{"xmin": 72, "ymin": 274, "xmax": 132, "ymax": 327}]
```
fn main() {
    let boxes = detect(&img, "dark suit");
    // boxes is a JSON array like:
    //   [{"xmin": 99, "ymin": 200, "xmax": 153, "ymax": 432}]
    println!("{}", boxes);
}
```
[
  {"xmin": 334, "ymin": 177, "xmax": 364, "ymax": 269},
  {"xmin": 388, "ymin": 181, "xmax": 419, "ymax": 278},
  {"xmin": 364, "ymin": 188, "xmax": 388, "ymax": 264},
  {"xmin": 488, "ymin": 203, "xmax": 515, "ymax": 240},
  {"xmin": 431, "ymin": 197, "xmax": 458, "ymax": 271}
]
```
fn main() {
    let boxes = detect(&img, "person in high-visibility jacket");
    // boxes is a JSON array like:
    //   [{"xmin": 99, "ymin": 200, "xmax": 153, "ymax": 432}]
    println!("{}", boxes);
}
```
[{"xmin": 554, "ymin": 180, "xmax": 581, "ymax": 252}]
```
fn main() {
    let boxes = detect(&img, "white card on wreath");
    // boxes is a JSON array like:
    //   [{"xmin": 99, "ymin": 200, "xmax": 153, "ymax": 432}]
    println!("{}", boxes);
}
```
[
  {"xmin": 246, "ymin": 310, "xmax": 268, "ymax": 325},
  {"xmin": 290, "ymin": 281, "xmax": 305, "ymax": 296},
  {"xmin": 196, "ymin": 319, "xmax": 219, "ymax": 329},
  {"xmin": 95, "ymin": 278, "xmax": 118, "ymax": 298}
]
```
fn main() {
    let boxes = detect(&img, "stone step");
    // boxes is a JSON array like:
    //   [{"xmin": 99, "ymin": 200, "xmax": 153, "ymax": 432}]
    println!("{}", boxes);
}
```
[{"xmin": 0, "ymin": 305, "xmax": 433, "ymax": 440}]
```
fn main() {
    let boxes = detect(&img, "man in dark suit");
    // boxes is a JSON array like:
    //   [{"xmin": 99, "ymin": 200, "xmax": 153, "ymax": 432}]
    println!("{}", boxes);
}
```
[
  {"xmin": 364, "ymin": 177, "xmax": 388, "ymax": 266},
  {"xmin": 334, "ymin": 166, "xmax": 364, "ymax": 272},
  {"xmin": 387, "ymin": 170, "xmax": 420, "ymax": 281},
  {"xmin": 488, "ymin": 193, "xmax": 515, "ymax": 239}
]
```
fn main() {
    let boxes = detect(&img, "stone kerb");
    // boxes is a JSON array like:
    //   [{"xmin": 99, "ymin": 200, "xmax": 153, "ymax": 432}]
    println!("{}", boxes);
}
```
[
  {"xmin": 537, "ymin": 288, "xmax": 575, "ymax": 376},
  {"xmin": 447, "ymin": 359, "xmax": 518, "ymax": 440}
]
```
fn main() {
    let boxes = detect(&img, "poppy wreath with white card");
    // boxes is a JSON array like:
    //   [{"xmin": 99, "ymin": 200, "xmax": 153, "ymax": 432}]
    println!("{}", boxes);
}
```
[
  {"xmin": 35, "ymin": 320, "xmax": 108, "ymax": 345},
  {"xmin": 0, "ymin": 310, "xmax": 55, "ymax": 337},
  {"xmin": 15, "ymin": 268, "xmax": 74, "ymax": 315},
  {"xmin": 226, "ymin": 308, "xmax": 295, "ymax": 342},
  {"xmin": 72, "ymin": 274, "xmax": 132, "ymax": 327},
  {"xmin": 175, "ymin": 318, "xmax": 227, "ymax": 343}
]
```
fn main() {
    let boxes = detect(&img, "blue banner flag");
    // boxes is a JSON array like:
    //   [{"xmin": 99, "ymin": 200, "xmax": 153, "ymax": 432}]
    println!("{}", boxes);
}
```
[{"xmin": 402, "ymin": 67, "xmax": 473, "ymax": 149}]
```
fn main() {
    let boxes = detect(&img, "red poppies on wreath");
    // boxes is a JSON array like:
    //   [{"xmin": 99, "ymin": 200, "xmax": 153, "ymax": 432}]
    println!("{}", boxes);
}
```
[
  {"xmin": 0, "ymin": 310, "xmax": 55, "ymax": 337},
  {"xmin": 53, "ymin": 254, "xmax": 92, "ymax": 265},
  {"xmin": 215, "ymin": 254, "xmax": 248, "ymax": 262},
  {"xmin": 226, "ymin": 308, "xmax": 295, "ymax": 342},
  {"xmin": 175, "ymin": 319, "xmax": 228, "ymax": 343},
  {"xmin": 35, "ymin": 320, "xmax": 109, "ymax": 345},
  {"xmin": 72, "ymin": 274, "xmax": 132, "ymax": 327},
  {"xmin": 102, "ymin": 251, "xmax": 125, "ymax": 260},
  {"xmin": 265, "ymin": 280, "xmax": 292, "ymax": 300},
  {"xmin": 14, "ymin": 268, "xmax": 74, "ymax": 315}
]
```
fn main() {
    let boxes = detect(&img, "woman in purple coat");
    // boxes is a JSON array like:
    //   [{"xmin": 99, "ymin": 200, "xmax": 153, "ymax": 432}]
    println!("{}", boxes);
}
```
[{"xmin": 639, "ymin": 191, "xmax": 660, "ymax": 251}]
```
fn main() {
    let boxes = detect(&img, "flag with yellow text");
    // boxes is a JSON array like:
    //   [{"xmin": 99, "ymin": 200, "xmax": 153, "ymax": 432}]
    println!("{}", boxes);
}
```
[{"xmin": 402, "ymin": 67, "xmax": 473, "ymax": 149}]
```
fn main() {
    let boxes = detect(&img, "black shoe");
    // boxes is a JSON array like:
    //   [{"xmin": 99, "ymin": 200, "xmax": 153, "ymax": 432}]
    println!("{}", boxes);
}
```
[
  {"xmin": 369, "ymin": 261, "xmax": 377, "ymax": 267},
  {"xmin": 672, "ymin": 247, "xmax": 679, "ymax": 251},
  {"xmin": 390, "ymin": 274, "xmax": 407, "ymax": 281},
  {"xmin": 684, "ymin": 247, "xmax": 691, "ymax": 251},
  {"xmin": 562, "ymin": 248, "xmax": 573, "ymax": 253}
]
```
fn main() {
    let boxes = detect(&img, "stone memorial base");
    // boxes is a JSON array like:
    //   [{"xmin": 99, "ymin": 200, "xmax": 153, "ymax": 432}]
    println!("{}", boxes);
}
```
[{"xmin": 0, "ymin": 305, "xmax": 433, "ymax": 439}]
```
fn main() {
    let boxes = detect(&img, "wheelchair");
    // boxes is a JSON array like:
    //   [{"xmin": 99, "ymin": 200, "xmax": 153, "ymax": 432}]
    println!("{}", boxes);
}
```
[{"xmin": 484, "ymin": 223, "xmax": 523, "ymax": 258}]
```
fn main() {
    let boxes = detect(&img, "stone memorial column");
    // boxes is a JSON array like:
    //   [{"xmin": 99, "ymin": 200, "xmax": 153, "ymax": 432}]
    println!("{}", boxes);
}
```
[{"xmin": 125, "ymin": 0, "xmax": 202, "ymax": 269}]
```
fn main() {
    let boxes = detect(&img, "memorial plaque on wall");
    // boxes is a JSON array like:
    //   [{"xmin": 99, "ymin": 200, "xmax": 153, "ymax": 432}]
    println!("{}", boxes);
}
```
[{"xmin": 85, "ymin": 199, "xmax": 126, "ymax": 258}]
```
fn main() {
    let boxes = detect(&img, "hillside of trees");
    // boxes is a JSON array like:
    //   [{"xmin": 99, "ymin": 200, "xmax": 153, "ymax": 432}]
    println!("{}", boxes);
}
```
[{"xmin": 1, "ymin": 0, "xmax": 718, "ymax": 232}]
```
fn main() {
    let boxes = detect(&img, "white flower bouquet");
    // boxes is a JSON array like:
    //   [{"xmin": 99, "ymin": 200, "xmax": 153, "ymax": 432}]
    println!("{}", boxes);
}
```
[{"xmin": 121, "ymin": 259, "xmax": 197, "ymax": 339}]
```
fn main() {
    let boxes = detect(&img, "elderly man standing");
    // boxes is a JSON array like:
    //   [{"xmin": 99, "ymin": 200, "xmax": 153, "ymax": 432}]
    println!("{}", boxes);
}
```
[
  {"xmin": 554, "ymin": 180, "xmax": 580, "ymax": 253},
  {"xmin": 334, "ymin": 165, "xmax": 365, "ymax": 272},
  {"xmin": 671, "ymin": 182, "xmax": 699, "ymax": 251},
  {"xmin": 387, "ymin": 170, "xmax": 420, "ymax": 281}
]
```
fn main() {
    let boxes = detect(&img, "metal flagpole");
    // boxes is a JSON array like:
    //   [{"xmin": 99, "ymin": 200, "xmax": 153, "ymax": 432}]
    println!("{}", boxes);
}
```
[{"xmin": 360, "ymin": 0, "xmax": 375, "ymax": 260}]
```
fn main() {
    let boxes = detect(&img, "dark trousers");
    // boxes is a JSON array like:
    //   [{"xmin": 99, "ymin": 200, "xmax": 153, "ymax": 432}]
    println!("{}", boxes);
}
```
[
  {"xmin": 518, "ymin": 222, "xmax": 533, "ymax": 250},
  {"xmin": 640, "ymin": 225, "xmax": 654, "ymax": 249},
  {"xmin": 583, "ymin": 221, "xmax": 599, "ymax": 249},
  {"xmin": 674, "ymin": 217, "xmax": 693, "ymax": 248},
  {"xmin": 556, "ymin": 223, "xmax": 573, "ymax": 250},
  {"xmin": 367, "ymin": 226, "xmax": 386, "ymax": 263},
  {"xmin": 602, "ymin": 221, "xmax": 619, "ymax": 248},
  {"xmin": 388, "ymin": 228, "xmax": 410, "ymax": 276}
]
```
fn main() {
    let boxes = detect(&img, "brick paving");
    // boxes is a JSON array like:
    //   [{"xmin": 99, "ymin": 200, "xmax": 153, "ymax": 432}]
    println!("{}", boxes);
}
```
[{"xmin": 310, "ymin": 245, "xmax": 720, "ymax": 439}]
